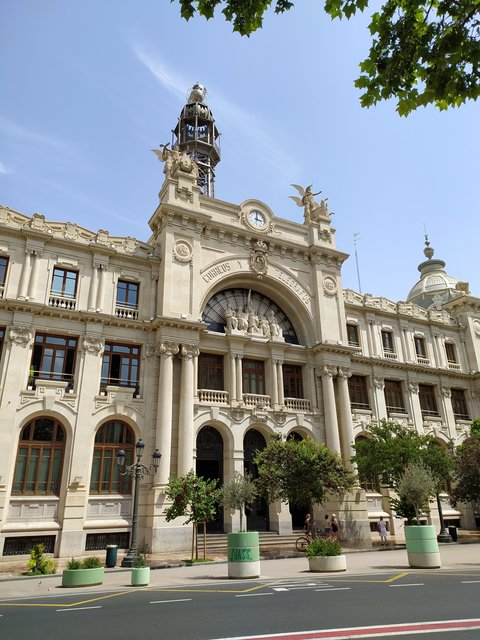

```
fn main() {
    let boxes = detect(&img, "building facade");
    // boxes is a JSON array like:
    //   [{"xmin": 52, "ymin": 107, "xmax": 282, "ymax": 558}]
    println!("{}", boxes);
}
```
[{"xmin": 1, "ymin": 91, "xmax": 479, "ymax": 558}]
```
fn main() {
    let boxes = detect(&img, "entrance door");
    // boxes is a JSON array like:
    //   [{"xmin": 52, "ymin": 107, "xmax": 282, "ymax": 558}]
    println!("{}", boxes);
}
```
[
  {"xmin": 196, "ymin": 426, "xmax": 224, "ymax": 532},
  {"xmin": 244, "ymin": 429, "xmax": 269, "ymax": 532}
]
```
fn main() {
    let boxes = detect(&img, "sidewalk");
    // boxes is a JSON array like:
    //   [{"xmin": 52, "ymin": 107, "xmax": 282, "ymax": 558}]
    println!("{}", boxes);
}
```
[{"xmin": 1, "ymin": 541, "xmax": 479, "ymax": 602}]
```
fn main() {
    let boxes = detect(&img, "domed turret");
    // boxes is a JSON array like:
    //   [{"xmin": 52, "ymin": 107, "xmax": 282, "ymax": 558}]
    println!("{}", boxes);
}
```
[
  {"xmin": 406, "ymin": 236, "xmax": 462, "ymax": 309},
  {"xmin": 172, "ymin": 84, "xmax": 221, "ymax": 197}
]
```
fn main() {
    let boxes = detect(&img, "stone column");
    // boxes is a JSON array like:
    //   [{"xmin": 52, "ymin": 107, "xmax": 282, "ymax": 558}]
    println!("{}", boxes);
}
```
[
  {"xmin": 308, "ymin": 362, "xmax": 318, "ymax": 410},
  {"xmin": 373, "ymin": 377, "xmax": 387, "ymax": 420},
  {"xmin": 150, "ymin": 273, "xmax": 159, "ymax": 320},
  {"xmin": 277, "ymin": 360, "xmax": 284, "ymax": 406},
  {"xmin": 337, "ymin": 367, "xmax": 355, "ymax": 459},
  {"xmin": 270, "ymin": 359, "xmax": 279, "ymax": 407},
  {"xmin": 177, "ymin": 344, "xmax": 199, "ymax": 476},
  {"xmin": 88, "ymin": 264, "xmax": 100, "ymax": 311},
  {"xmin": 318, "ymin": 365, "xmax": 341, "ymax": 453},
  {"xmin": 17, "ymin": 249, "xmax": 33, "ymax": 299},
  {"xmin": 440, "ymin": 386, "xmax": 457, "ymax": 439},
  {"xmin": 155, "ymin": 341, "xmax": 179, "ymax": 484},
  {"xmin": 230, "ymin": 353, "xmax": 237, "ymax": 402},
  {"xmin": 235, "ymin": 354, "xmax": 243, "ymax": 404},
  {"xmin": 95, "ymin": 264, "xmax": 107, "ymax": 312},
  {"xmin": 27, "ymin": 250, "xmax": 41, "ymax": 301},
  {"xmin": 407, "ymin": 382, "xmax": 424, "ymax": 431}
]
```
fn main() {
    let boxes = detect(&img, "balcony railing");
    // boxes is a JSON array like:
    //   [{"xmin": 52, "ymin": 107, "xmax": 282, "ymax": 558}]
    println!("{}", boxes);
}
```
[
  {"xmin": 416, "ymin": 356, "xmax": 430, "ymax": 366},
  {"xmin": 383, "ymin": 351, "xmax": 398, "ymax": 360},
  {"xmin": 447, "ymin": 362, "xmax": 461, "ymax": 371},
  {"xmin": 284, "ymin": 397, "xmax": 311, "ymax": 412},
  {"xmin": 49, "ymin": 294, "xmax": 76, "ymax": 310},
  {"xmin": 28, "ymin": 370, "xmax": 74, "ymax": 391},
  {"xmin": 198, "ymin": 389, "xmax": 229, "ymax": 404},
  {"xmin": 100, "ymin": 379, "xmax": 140, "ymax": 397},
  {"xmin": 115, "ymin": 305, "xmax": 139, "ymax": 320},
  {"xmin": 243, "ymin": 393, "xmax": 271, "ymax": 408}
]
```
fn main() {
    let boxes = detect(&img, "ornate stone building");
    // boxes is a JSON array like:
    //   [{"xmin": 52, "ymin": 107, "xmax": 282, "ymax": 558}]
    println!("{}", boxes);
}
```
[{"xmin": 0, "ymin": 87, "xmax": 479, "ymax": 558}]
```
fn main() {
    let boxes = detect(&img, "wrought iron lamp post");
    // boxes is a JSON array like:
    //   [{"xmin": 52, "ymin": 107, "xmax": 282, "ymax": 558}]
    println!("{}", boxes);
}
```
[
  {"xmin": 436, "ymin": 493, "xmax": 451, "ymax": 543},
  {"xmin": 116, "ymin": 439, "xmax": 161, "ymax": 567}
]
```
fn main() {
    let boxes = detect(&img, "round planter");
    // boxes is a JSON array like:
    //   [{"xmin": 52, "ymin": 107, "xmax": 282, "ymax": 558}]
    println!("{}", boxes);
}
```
[
  {"xmin": 62, "ymin": 567, "xmax": 105, "ymax": 587},
  {"xmin": 227, "ymin": 531, "xmax": 260, "ymax": 579},
  {"xmin": 131, "ymin": 566, "xmax": 150, "ymax": 586},
  {"xmin": 308, "ymin": 555, "xmax": 347, "ymax": 573},
  {"xmin": 404, "ymin": 525, "xmax": 441, "ymax": 568}
]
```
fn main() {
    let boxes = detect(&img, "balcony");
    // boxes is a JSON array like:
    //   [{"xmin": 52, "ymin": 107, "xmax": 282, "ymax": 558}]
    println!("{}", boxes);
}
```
[
  {"xmin": 284, "ymin": 397, "xmax": 311, "ymax": 412},
  {"xmin": 28, "ymin": 370, "xmax": 74, "ymax": 392},
  {"xmin": 49, "ymin": 293, "xmax": 76, "ymax": 310},
  {"xmin": 243, "ymin": 393, "xmax": 271, "ymax": 408},
  {"xmin": 416, "ymin": 356, "xmax": 430, "ymax": 366},
  {"xmin": 100, "ymin": 378, "xmax": 140, "ymax": 398},
  {"xmin": 383, "ymin": 350, "xmax": 398, "ymax": 361},
  {"xmin": 115, "ymin": 305, "xmax": 139, "ymax": 320},
  {"xmin": 198, "ymin": 389, "xmax": 229, "ymax": 404},
  {"xmin": 447, "ymin": 361, "xmax": 461, "ymax": 371}
]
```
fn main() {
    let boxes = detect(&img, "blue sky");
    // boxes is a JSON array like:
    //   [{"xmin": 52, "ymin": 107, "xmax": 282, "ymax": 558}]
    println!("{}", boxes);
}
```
[{"xmin": 1, "ymin": 1, "xmax": 478, "ymax": 302}]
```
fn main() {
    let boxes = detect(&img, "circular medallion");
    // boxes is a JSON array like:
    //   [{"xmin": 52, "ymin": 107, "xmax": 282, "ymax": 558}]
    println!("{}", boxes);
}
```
[
  {"xmin": 173, "ymin": 240, "xmax": 193, "ymax": 263},
  {"xmin": 323, "ymin": 275, "xmax": 337, "ymax": 296}
]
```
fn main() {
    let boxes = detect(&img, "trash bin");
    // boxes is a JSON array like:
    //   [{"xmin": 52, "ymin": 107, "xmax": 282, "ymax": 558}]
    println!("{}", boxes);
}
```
[
  {"xmin": 448, "ymin": 526, "xmax": 458, "ymax": 542},
  {"xmin": 105, "ymin": 544, "xmax": 118, "ymax": 567}
]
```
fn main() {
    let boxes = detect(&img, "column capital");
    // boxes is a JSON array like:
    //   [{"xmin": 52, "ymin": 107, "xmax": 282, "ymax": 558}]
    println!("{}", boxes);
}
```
[
  {"xmin": 155, "ymin": 341, "xmax": 179, "ymax": 357},
  {"xmin": 181, "ymin": 344, "xmax": 200, "ymax": 359},
  {"xmin": 82, "ymin": 335, "xmax": 104, "ymax": 354},
  {"xmin": 408, "ymin": 382, "xmax": 419, "ymax": 394},
  {"xmin": 8, "ymin": 325, "xmax": 33, "ymax": 347},
  {"xmin": 441, "ymin": 386, "xmax": 451, "ymax": 398},
  {"xmin": 317, "ymin": 364, "xmax": 337, "ymax": 378},
  {"xmin": 337, "ymin": 367, "xmax": 352, "ymax": 379},
  {"xmin": 373, "ymin": 377, "xmax": 385, "ymax": 390}
]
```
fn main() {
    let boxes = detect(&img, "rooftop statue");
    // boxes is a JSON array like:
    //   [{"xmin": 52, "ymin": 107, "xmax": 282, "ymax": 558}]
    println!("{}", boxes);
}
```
[
  {"xmin": 152, "ymin": 143, "xmax": 199, "ymax": 179},
  {"xmin": 290, "ymin": 184, "xmax": 329, "ymax": 224}
]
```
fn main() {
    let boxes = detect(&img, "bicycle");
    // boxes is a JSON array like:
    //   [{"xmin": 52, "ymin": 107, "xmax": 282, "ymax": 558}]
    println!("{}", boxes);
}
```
[{"xmin": 295, "ymin": 527, "xmax": 320, "ymax": 552}]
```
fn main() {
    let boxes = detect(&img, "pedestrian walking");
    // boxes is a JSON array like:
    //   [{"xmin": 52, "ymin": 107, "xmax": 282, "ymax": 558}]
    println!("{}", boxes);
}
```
[
  {"xmin": 324, "ymin": 514, "xmax": 331, "ymax": 536},
  {"xmin": 377, "ymin": 516, "xmax": 388, "ymax": 545},
  {"xmin": 330, "ymin": 514, "xmax": 339, "ymax": 534}
]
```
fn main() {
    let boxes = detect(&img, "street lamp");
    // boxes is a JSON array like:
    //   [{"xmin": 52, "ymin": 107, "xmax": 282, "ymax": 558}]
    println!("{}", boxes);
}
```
[
  {"xmin": 116, "ymin": 439, "xmax": 161, "ymax": 567},
  {"xmin": 436, "ymin": 492, "xmax": 451, "ymax": 543}
]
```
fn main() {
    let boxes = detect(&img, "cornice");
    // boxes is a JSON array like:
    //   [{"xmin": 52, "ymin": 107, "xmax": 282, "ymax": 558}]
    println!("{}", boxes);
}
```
[{"xmin": 350, "ymin": 352, "xmax": 475, "ymax": 380}]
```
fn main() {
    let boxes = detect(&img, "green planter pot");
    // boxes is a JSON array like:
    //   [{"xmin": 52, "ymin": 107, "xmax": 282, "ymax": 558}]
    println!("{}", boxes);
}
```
[
  {"xmin": 404, "ymin": 525, "xmax": 441, "ymax": 569},
  {"xmin": 62, "ymin": 567, "xmax": 105, "ymax": 587},
  {"xmin": 227, "ymin": 532, "xmax": 260, "ymax": 579},
  {"xmin": 131, "ymin": 567, "xmax": 150, "ymax": 586},
  {"xmin": 308, "ymin": 555, "xmax": 346, "ymax": 572}
]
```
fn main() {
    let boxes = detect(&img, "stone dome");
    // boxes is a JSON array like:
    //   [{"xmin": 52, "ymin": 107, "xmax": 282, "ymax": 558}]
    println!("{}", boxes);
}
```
[{"xmin": 406, "ymin": 239, "xmax": 463, "ymax": 309}]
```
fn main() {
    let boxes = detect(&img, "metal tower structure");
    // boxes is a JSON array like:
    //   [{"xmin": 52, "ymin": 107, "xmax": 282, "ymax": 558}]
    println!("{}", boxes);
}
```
[{"xmin": 172, "ymin": 84, "xmax": 221, "ymax": 197}]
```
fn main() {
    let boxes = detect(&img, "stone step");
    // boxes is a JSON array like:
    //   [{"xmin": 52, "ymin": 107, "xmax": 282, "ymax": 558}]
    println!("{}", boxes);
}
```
[{"xmin": 197, "ymin": 532, "xmax": 304, "ymax": 554}]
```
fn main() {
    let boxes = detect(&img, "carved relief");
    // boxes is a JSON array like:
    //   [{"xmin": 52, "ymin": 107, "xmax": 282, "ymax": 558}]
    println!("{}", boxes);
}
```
[
  {"xmin": 181, "ymin": 344, "xmax": 200, "ymax": 359},
  {"xmin": 373, "ymin": 377, "xmax": 385, "ymax": 390},
  {"xmin": 124, "ymin": 236, "xmax": 138, "ymax": 254},
  {"xmin": 152, "ymin": 144, "xmax": 199, "ymax": 179},
  {"xmin": 473, "ymin": 319, "xmax": 480, "ymax": 337},
  {"xmin": 96, "ymin": 229, "xmax": 110, "ymax": 246},
  {"xmin": 250, "ymin": 240, "xmax": 268, "ymax": 278},
  {"xmin": 29, "ymin": 213, "xmax": 47, "ymax": 231},
  {"xmin": 408, "ymin": 382, "xmax": 419, "ymax": 394},
  {"xmin": 337, "ymin": 367, "xmax": 352, "ymax": 379},
  {"xmin": 441, "ymin": 387, "xmax": 452, "ymax": 398},
  {"xmin": 155, "ymin": 341, "xmax": 180, "ymax": 357},
  {"xmin": 82, "ymin": 336, "xmax": 104, "ymax": 354},
  {"xmin": 224, "ymin": 304, "xmax": 283, "ymax": 341},
  {"xmin": 317, "ymin": 365, "xmax": 337, "ymax": 378},
  {"xmin": 173, "ymin": 240, "xmax": 193, "ymax": 263},
  {"xmin": 322, "ymin": 275, "xmax": 338, "ymax": 296},
  {"xmin": 8, "ymin": 325, "xmax": 33, "ymax": 346},
  {"xmin": 64, "ymin": 222, "xmax": 78, "ymax": 240}
]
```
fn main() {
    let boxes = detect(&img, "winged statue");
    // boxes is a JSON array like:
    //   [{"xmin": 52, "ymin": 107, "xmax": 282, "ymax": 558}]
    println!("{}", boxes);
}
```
[{"xmin": 289, "ymin": 184, "xmax": 324, "ymax": 223}]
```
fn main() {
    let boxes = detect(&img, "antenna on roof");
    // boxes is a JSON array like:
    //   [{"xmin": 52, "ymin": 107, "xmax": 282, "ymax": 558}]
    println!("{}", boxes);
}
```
[{"xmin": 353, "ymin": 233, "xmax": 362, "ymax": 294}]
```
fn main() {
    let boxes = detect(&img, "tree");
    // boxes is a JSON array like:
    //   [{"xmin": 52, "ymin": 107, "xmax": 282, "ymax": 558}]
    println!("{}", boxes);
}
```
[
  {"xmin": 397, "ymin": 462, "xmax": 437, "ymax": 524},
  {"xmin": 254, "ymin": 436, "xmax": 355, "ymax": 511},
  {"xmin": 164, "ymin": 470, "xmax": 221, "ymax": 560},
  {"xmin": 451, "ymin": 431, "xmax": 480, "ymax": 505},
  {"xmin": 220, "ymin": 471, "xmax": 257, "ymax": 532},
  {"xmin": 172, "ymin": 0, "xmax": 480, "ymax": 115}
]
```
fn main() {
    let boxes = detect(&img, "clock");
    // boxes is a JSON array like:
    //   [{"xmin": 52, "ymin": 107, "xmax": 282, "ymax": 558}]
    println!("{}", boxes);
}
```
[{"xmin": 248, "ymin": 210, "xmax": 266, "ymax": 228}]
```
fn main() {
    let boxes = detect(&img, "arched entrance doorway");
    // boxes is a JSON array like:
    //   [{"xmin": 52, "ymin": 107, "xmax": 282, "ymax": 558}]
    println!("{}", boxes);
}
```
[
  {"xmin": 244, "ymin": 429, "xmax": 269, "ymax": 531},
  {"xmin": 287, "ymin": 431, "xmax": 305, "ymax": 530},
  {"xmin": 196, "ymin": 426, "xmax": 224, "ymax": 532}
]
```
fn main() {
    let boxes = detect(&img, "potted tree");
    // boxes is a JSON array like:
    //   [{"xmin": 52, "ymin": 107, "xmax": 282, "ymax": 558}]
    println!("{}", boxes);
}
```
[
  {"xmin": 131, "ymin": 549, "xmax": 150, "ymax": 586},
  {"xmin": 306, "ymin": 536, "xmax": 346, "ymax": 572},
  {"xmin": 397, "ymin": 462, "xmax": 441, "ymax": 568},
  {"xmin": 220, "ymin": 471, "xmax": 259, "ymax": 579},
  {"xmin": 62, "ymin": 556, "xmax": 104, "ymax": 587}
]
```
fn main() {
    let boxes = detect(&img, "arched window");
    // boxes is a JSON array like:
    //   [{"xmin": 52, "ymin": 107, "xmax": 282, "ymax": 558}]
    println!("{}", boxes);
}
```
[
  {"xmin": 90, "ymin": 421, "xmax": 134, "ymax": 494},
  {"xmin": 13, "ymin": 417, "xmax": 66, "ymax": 495}
]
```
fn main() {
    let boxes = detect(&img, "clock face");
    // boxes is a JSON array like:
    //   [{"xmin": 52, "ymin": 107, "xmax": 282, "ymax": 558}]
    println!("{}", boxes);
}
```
[{"xmin": 248, "ymin": 210, "xmax": 266, "ymax": 228}]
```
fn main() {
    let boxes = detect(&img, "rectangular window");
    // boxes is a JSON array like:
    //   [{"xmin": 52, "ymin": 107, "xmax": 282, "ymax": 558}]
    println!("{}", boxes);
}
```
[
  {"xmin": 101, "ymin": 342, "xmax": 140, "ymax": 393},
  {"xmin": 242, "ymin": 359, "xmax": 265, "ymax": 395},
  {"xmin": 384, "ymin": 380, "xmax": 406, "ymax": 413},
  {"xmin": 51, "ymin": 267, "xmax": 78, "ymax": 299},
  {"xmin": 30, "ymin": 333, "xmax": 77, "ymax": 388},
  {"xmin": 347, "ymin": 324, "xmax": 360, "ymax": 347},
  {"xmin": 381, "ymin": 330, "xmax": 395, "ymax": 353},
  {"xmin": 414, "ymin": 336, "xmax": 428, "ymax": 359},
  {"xmin": 283, "ymin": 364, "xmax": 303, "ymax": 398},
  {"xmin": 419, "ymin": 384, "xmax": 439, "ymax": 416},
  {"xmin": 198, "ymin": 354, "xmax": 224, "ymax": 390},
  {"xmin": 445, "ymin": 342, "xmax": 458, "ymax": 364},
  {"xmin": 348, "ymin": 375, "xmax": 370, "ymax": 410},
  {"xmin": 0, "ymin": 256, "xmax": 8, "ymax": 293},
  {"xmin": 116, "ymin": 280, "xmax": 139, "ymax": 309},
  {"xmin": 451, "ymin": 388, "xmax": 470, "ymax": 420}
]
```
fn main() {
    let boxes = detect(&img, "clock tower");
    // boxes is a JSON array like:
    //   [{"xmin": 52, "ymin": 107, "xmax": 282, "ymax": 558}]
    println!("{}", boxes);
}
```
[{"xmin": 172, "ymin": 84, "xmax": 221, "ymax": 197}]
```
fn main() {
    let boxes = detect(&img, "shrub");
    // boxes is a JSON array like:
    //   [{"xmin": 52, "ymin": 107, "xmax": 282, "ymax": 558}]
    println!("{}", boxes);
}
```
[
  {"xmin": 133, "ymin": 553, "xmax": 149, "ymax": 568},
  {"xmin": 66, "ymin": 558, "xmax": 82, "ymax": 570},
  {"xmin": 25, "ymin": 544, "xmax": 57, "ymax": 575},
  {"xmin": 306, "ymin": 536, "xmax": 342, "ymax": 558},
  {"xmin": 81, "ymin": 556, "xmax": 102, "ymax": 569}
]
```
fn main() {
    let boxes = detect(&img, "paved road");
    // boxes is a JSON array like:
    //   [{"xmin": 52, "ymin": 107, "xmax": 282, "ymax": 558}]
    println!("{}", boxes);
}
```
[{"xmin": 1, "ymin": 544, "xmax": 480, "ymax": 639}]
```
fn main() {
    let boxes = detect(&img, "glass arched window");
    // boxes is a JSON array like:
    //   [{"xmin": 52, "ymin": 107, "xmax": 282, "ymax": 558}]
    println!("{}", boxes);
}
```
[
  {"xmin": 13, "ymin": 417, "xmax": 65, "ymax": 495},
  {"xmin": 90, "ymin": 421, "xmax": 134, "ymax": 494}
]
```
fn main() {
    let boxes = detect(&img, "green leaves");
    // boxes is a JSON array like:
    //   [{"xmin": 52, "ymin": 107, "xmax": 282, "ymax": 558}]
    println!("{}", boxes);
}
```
[{"xmin": 164, "ymin": 469, "xmax": 221, "ymax": 525}]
